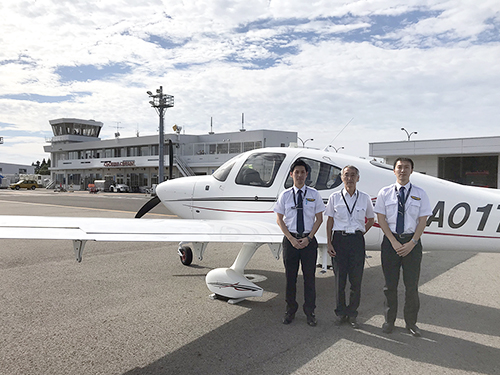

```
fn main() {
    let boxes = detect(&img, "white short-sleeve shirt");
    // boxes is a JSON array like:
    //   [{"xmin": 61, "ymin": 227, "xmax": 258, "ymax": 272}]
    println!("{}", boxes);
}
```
[
  {"xmin": 374, "ymin": 182, "xmax": 432, "ymax": 234},
  {"xmin": 325, "ymin": 189, "xmax": 375, "ymax": 233},
  {"xmin": 274, "ymin": 186, "xmax": 325, "ymax": 234}
]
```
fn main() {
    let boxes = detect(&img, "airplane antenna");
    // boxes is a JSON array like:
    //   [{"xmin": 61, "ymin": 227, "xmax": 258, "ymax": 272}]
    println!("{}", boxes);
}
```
[{"xmin": 323, "ymin": 118, "xmax": 353, "ymax": 151}]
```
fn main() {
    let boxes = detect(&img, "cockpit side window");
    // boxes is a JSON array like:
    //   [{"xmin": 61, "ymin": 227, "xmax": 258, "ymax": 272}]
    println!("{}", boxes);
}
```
[
  {"xmin": 235, "ymin": 152, "xmax": 286, "ymax": 187},
  {"xmin": 284, "ymin": 157, "xmax": 342, "ymax": 190}
]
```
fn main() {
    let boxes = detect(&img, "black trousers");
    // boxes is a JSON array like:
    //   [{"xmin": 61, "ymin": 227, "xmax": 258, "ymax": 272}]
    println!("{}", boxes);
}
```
[
  {"xmin": 282, "ymin": 236, "xmax": 317, "ymax": 316},
  {"xmin": 332, "ymin": 231, "xmax": 365, "ymax": 318},
  {"xmin": 381, "ymin": 234, "xmax": 422, "ymax": 327}
]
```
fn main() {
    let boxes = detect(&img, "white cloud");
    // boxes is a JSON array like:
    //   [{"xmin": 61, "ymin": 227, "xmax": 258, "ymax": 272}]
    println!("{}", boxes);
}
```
[{"xmin": 0, "ymin": 0, "xmax": 499, "ymax": 164}]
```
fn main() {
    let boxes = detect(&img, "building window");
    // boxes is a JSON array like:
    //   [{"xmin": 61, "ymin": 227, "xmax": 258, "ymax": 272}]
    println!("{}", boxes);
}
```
[
  {"xmin": 195, "ymin": 144, "xmax": 206, "ymax": 155},
  {"xmin": 217, "ymin": 143, "xmax": 228, "ymax": 154},
  {"xmin": 19, "ymin": 168, "xmax": 27, "ymax": 174},
  {"xmin": 229, "ymin": 143, "xmax": 241, "ymax": 154},
  {"xmin": 138, "ymin": 173, "xmax": 148, "ymax": 186},
  {"xmin": 151, "ymin": 173, "xmax": 158, "ymax": 185},
  {"xmin": 151, "ymin": 145, "xmax": 159, "ymax": 155},
  {"xmin": 68, "ymin": 174, "xmax": 81, "ymax": 186},
  {"xmin": 243, "ymin": 142, "xmax": 254, "ymax": 152},
  {"xmin": 209, "ymin": 144, "xmax": 216, "ymax": 154},
  {"xmin": 127, "ymin": 147, "xmax": 140, "ymax": 157},
  {"xmin": 438, "ymin": 156, "xmax": 498, "ymax": 188},
  {"xmin": 140, "ymin": 146, "xmax": 150, "ymax": 156}
]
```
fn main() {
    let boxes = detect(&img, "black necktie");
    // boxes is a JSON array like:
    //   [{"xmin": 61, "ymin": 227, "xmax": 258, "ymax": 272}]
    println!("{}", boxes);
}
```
[
  {"xmin": 296, "ymin": 189, "xmax": 304, "ymax": 235},
  {"xmin": 396, "ymin": 186, "xmax": 405, "ymax": 234}
]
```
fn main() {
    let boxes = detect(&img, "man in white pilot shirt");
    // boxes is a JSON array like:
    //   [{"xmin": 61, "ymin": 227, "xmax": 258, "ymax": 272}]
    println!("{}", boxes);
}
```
[
  {"xmin": 325, "ymin": 165, "xmax": 374, "ymax": 329},
  {"xmin": 374, "ymin": 157, "xmax": 432, "ymax": 337},
  {"xmin": 274, "ymin": 159, "xmax": 325, "ymax": 327}
]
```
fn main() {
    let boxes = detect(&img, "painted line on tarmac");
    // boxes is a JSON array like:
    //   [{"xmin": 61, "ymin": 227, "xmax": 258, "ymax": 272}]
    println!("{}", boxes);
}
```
[{"xmin": 0, "ymin": 199, "xmax": 177, "ymax": 217}]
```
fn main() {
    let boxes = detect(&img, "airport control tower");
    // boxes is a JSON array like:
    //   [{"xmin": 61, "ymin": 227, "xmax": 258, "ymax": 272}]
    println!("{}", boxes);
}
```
[{"xmin": 48, "ymin": 118, "xmax": 103, "ymax": 144}]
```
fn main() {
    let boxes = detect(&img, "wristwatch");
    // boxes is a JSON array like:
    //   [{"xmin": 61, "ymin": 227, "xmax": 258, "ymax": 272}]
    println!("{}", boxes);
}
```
[
  {"xmin": 411, "ymin": 238, "xmax": 418, "ymax": 245},
  {"xmin": 307, "ymin": 236, "xmax": 313, "ymax": 242}
]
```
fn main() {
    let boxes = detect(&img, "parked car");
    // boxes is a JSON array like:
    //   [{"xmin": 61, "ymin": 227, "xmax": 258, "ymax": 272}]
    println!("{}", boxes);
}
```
[
  {"xmin": 109, "ymin": 184, "xmax": 130, "ymax": 193},
  {"xmin": 9, "ymin": 180, "xmax": 40, "ymax": 190}
]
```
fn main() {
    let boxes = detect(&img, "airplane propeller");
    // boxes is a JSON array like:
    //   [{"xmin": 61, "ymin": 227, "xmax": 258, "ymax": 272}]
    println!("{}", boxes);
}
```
[{"xmin": 135, "ymin": 195, "xmax": 161, "ymax": 218}]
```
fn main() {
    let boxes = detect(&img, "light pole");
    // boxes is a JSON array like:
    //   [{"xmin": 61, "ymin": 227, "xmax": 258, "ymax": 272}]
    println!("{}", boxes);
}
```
[
  {"xmin": 298, "ymin": 137, "xmax": 314, "ymax": 147},
  {"xmin": 328, "ymin": 145, "xmax": 344, "ymax": 152},
  {"xmin": 147, "ymin": 86, "xmax": 174, "ymax": 183},
  {"xmin": 401, "ymin": 127, "xmax": 417, "ymax": 141}
]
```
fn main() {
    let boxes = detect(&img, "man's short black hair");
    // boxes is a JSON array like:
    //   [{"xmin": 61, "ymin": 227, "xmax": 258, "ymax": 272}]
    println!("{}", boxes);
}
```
[
  {"xmin": 290, "ymin": 158, "xmax": 310, "ymax": 173},
  {"xmin": 393, "ymin": 157, "xmax": 414, "ymax": 170}
]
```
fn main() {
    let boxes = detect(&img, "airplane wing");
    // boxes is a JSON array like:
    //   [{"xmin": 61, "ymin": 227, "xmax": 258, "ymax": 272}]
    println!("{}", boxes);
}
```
[{"xmin": 0, "ymin": 215, "xmax": 286, "ymax": 244}]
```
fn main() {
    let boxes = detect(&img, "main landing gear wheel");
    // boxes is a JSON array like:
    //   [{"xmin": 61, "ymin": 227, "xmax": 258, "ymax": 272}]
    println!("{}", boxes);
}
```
[{"xmin": 179, "ymin": 246, "xmax": 193, "ymax": 266}]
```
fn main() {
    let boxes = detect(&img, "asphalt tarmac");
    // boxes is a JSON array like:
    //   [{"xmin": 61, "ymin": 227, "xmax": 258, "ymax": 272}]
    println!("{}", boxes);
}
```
[{"xmin": 0, "ymin": 189, "xmax": 499, "ymax": 375}]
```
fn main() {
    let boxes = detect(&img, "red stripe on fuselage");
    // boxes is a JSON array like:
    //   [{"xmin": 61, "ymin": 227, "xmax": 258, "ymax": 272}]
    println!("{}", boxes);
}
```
[
  {"xmin": 188, "ymin": 205, "xmax": 274, "ymax": 214},
  {"xmin": 372, "ymin": 223, "xmax": 500, "ymax": 240}
]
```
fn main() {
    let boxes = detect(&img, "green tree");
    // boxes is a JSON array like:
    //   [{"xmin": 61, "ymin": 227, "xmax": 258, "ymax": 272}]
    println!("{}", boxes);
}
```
[{"xmin": 38, "ymin": 159, "xmax": 51, "ymax": 175}]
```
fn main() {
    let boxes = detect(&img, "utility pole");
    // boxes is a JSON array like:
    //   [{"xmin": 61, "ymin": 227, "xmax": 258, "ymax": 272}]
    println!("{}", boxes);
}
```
[{"xmin": 147, "ymin": 86, "xmax": 174, "ymax": 183}]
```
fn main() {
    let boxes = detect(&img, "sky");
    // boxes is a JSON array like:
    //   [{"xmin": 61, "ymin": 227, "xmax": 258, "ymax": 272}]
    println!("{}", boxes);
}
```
[{"xmin": 1, "ymin": 0, "xmax": 499, "ymax": 165}]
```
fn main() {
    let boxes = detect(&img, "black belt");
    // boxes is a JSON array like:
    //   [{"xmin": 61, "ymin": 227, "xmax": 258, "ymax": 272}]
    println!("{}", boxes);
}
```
[
  {"xmin": 290, "ymin": 232, "xmax": 310, "ymax": 239},
  {"xmin": 334, "ymin": 230, "xmax": 363, "ymax": 236},
  {"xmin": 392, "ymin": 232, "xmax": 414, "ymax": 239}
]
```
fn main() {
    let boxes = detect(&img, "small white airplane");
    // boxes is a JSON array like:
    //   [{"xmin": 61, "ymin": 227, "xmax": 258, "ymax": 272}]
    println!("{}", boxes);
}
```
[{"xmin": 1, "ymin": 146, "xmax": 500, "ymax": 303}]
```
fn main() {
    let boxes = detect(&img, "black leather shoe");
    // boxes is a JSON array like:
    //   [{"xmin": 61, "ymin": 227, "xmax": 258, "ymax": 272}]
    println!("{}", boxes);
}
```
[
  {"xmin": 335, "ymin": 315, "xmax": 348, "ymax": 326},
  {"xmin": 282, "ymin": 313, "xmax": 295, "ymax": 325},
  {"xmin": 306, "ymin": 314, "xmax": 317, "ymax": 327},
  {"xmin": 382, "ymin": 322, "xmax": 394, "ymax": 334},
  {"xmin": 349, "ymin": 317, "xmax": 360, "ymax": 329},
  {"xmin": 406, "ymin": 325, "xmax": 422, "ymax": 337}
]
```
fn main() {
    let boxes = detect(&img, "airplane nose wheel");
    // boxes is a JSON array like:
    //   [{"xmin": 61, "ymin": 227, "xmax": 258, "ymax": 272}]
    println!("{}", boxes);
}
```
[{"xmin": 178, "ymin": 245, "xmax": 193, "ymax": 266}]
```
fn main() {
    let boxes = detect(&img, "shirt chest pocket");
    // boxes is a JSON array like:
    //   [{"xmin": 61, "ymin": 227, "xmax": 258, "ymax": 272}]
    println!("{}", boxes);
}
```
[
  {"xmin": 354, "ymin": 207, "xmax": 367, "ymax": 221},
  {"xmin": 407, "ymin": 198, "xmax": 421, "ymax": 217},
  {"xmin": 303, "ymin": 198, "xmax": 318, "ymax": 218},
  {"xmin": 386, "ymin": 202, "xmax": 398, "ymax": 219},
  {"xmin": 334, "ymin": 204, "xmax": 349, "ymax": 221}
]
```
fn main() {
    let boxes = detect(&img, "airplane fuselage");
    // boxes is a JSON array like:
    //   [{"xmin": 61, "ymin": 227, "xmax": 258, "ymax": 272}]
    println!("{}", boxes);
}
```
[{"xmin": 157, "ymin": 147, "xmax": 500, "ymax": 252}]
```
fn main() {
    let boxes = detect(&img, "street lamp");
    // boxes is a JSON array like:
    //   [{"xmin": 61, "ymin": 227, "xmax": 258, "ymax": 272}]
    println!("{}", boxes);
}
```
[
  {"xmin": 401, "ymin": 127, "xmax": 417, "ymax": 141},
  {"xmin": 298, "ymin": 137, "xmax": 314, "ymax": 147},
  {"xmin": 147, "ymin": 86, "xmax": 174, "ymax": 183},
  {"xmin": 328, "ymin": 145, "xmax": 344, "ymax": 152}
]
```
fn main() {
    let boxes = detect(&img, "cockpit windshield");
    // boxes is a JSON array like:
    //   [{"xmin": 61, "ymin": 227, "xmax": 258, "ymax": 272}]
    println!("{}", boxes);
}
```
[{"xmin": 212, "ymin": 154, "xmax": 244, "ymax": 182}]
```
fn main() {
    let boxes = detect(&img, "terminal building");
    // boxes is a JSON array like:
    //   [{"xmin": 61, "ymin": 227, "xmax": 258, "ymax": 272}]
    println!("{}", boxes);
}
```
[
  {"xmin": 369, "ymin": 136, "xmax": 500, "ymax": 188},
  {"xmin": 44, "ymin": 118, "xmax": 297, "ymax": 191}
]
